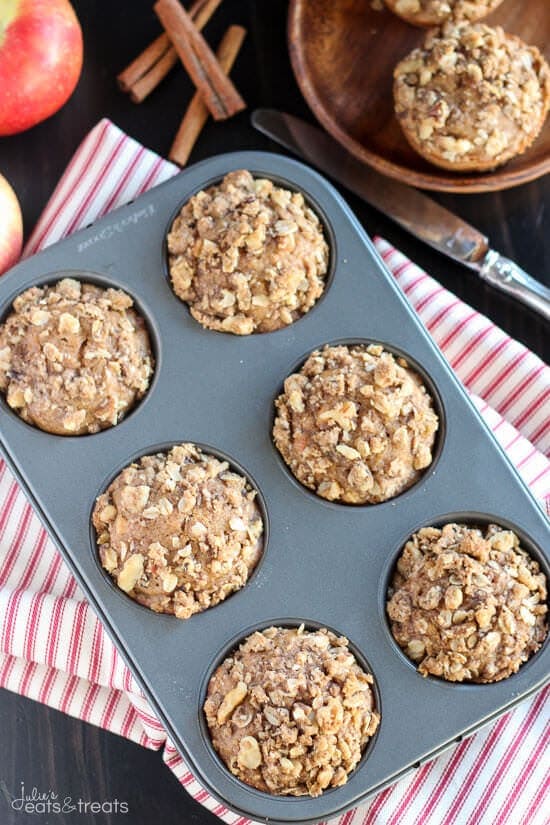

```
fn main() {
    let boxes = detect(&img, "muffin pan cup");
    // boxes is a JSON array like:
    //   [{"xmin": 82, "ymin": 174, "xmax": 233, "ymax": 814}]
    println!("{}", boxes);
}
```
[{"xmin": 0, "ymin": 152, "xmax": 548, "ymax": 825}]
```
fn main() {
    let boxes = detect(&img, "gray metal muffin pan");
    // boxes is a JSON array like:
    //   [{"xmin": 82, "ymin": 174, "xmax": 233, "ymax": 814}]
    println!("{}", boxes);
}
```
[{"xmin": 0, "ymin": 151, "xmax": 548, "ymax": 825}]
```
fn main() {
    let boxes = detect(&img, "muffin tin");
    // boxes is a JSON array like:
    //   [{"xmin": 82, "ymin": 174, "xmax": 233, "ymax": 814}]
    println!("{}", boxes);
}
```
[{"xmin": 0, "ymin": 151, "xmax": 548, "ymax": 825}]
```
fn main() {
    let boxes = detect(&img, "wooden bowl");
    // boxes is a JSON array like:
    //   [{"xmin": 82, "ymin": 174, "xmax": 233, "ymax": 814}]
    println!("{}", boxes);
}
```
[{"xmin": 288, "ymin": 0, "xmax": 550, "ymax": 193}]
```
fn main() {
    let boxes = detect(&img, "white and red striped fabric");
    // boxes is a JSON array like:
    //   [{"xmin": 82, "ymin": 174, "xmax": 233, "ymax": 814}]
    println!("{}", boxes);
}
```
[{"xmin": 1, "ymin": 119, "xmax": 548, "ymax": 825}]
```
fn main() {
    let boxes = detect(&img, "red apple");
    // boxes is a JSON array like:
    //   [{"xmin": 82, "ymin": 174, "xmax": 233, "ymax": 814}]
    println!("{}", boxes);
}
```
[
  {"xmin": 0, "ymin": 0, "xmax": 83, "ymax": 136},
  {"xmin": 0, "ymin": 174, "xmax": 23, "ymax": 275}
]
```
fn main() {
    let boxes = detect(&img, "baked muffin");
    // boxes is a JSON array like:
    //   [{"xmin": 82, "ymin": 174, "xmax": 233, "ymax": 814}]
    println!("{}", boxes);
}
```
[
  {"xmin": 387, "ymin": 523, "xmax": 548, "ymax": 683},
  {"xmin": 273, "ymin": 344, "xmax": 439, "ymax": 504},
  {"xmin": 167, "ymin": 170, "xmax": 329, "ymax": 335},
  {"xmin": 393, "ymin": 23, "xmax": 550, "ymax": 172},
  {"xmin": 0, "ymin": 278, "xmax": 153, "ymax": 435},
  {"xmin": 93, "ymin": 443, "xmax": 263, "ymax": 618},
  {"xmin": 384, "ymin": 0, "xmax": 504, "ymax": 27},
  {"xmin": 204, "ymin": 626, "xmax": 379, "ymax": 796}
]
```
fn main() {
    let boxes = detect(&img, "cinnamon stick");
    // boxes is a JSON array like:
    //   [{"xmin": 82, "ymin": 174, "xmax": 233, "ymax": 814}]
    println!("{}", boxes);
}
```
[
  {"xmin": 154, "ymin": 0, "xmax": 245, "ymax": 121},
  {"xmin": 169, "ymin": 25, "xmax": 246, "ymax": 166},
  {"xmin": 117, "ymin": 0, "xmax": 223, "ymax": 103},
  {"xmin": 128, "ymin": 41, "xmax": 179, "ymax": 103},
  {"xmin": 118, "ymin": 32, "xmax": 172, "ymax": 93}
]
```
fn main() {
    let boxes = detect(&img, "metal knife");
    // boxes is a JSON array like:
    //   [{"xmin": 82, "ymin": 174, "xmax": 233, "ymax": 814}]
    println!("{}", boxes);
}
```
[{"xmin": 252, "ymin": 108, "xmax": 550, "ymax": 323}]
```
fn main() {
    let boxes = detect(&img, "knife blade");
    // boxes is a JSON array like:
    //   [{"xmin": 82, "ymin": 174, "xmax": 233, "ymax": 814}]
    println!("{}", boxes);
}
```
[{"xmin": 252, "ymin": 109, "xmax": 550, "ymax": 323}]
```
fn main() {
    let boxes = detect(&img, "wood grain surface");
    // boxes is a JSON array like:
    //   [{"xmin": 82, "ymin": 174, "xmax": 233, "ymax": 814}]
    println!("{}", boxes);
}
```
[
  {"xmin": 289, "ymin": 0, "xmax": 550, "ymax": 192},
  {"xmin": 0, "ymin": 2, "xmax": 548, "ymax": 824}
]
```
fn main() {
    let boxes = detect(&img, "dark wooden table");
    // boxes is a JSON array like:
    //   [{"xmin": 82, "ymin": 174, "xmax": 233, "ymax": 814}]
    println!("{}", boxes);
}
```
[{"xmin": 0, "ymin": 2, "xmax": 548, "ymax": 823}]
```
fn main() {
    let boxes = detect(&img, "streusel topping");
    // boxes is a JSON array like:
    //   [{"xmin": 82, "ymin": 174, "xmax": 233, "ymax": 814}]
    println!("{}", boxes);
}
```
[
  {"xmin": 93, "ymin": 444, "xmax": 263, "ymax": 619},
  {"xmin": 204, "ymin": 626, "xmax": 379, "ymax": 796},
  {"xmin": 386, "ymin": 0, "xmax": 504, "ymax": 27},
  {"xmin": 0, "ymin": 278, "xmax": 153, "ymax": 435},
  {"xmin": 167, "ymin": 170, "xmax": 329, "ymax": 335},
  {"xmin": 387, "ymin": 523, "xmax": 548, "ymax": 683},
  {"xmin": 273, "ymin": 344, "xmax": 439, "ymax": 504},
  {"xmin": 393, "ymin": 23, "xmax": 550, "ymax": 171}
]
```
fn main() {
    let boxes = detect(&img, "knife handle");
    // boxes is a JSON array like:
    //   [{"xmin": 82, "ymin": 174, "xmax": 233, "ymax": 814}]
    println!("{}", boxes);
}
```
[{"xmin": 478, "ymin": 251, "xmax": 550, "ymax": 323}]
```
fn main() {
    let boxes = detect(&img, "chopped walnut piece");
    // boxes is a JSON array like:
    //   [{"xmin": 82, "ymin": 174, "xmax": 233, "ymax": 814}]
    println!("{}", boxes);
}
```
[
  {"xmin": 204, "ymin": 626, "xmax": 379, "ymax": 796},
  {"xmin": 0, "ymin": 279, "xmax": 153, "ymax": 435},
  {"xmin": 62, "ymin": 409, "xmax": 87, "ymax": 432},
  {"xmin": 161, "ymin": 572, "xmax": 178, "ymax": 593},
  {"xmin": 387, "ymin": 523, "xmax": 548, "ymax": 683},
  {"xmin": 273, "ymin": 344, "xmax": 438, "ymax": 504},
  {"xmin": 92, "ymin": 444, "xmax": 263, "ymax": 619},
  {"xmin": 238, "ymin": 736, "xmax": 262, "ymax": 769},
  {"xmin": 167, "ymin": 170, "xmax": 329, "ymax": 335},
  {"xmin": 102, "ymin": 547, "xmax": 118, "ymax": 573},
  {"xmin": 118, "ymin": 485, "xmax": 150, "ymax": 513},
  {"xmin": 393, "ymin": 23, "xmax": 550, "ymax": 172},
  {"xmin": 30, "ymin": 309, "xmax": 50, "ymax": 326},
  {"xmin": 217, "ymin": 681, "xmax": 248, "ymax": 724},
  {"xmin": 97, "ymin": 504, "xmax": 117, "ymax": 523},
  {"xmin": 58, "ymin": 312, "xmax": 81, "ymax": 335},
  {"xmin": 117, "ymin": 554, "xmax": 145, "ymax": 593}
]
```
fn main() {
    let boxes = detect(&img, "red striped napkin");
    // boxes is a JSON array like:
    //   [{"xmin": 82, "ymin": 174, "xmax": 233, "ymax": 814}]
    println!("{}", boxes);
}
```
[{"xmin": 1, "ymin": 119, "xmax": 548, "ymax": 825}]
